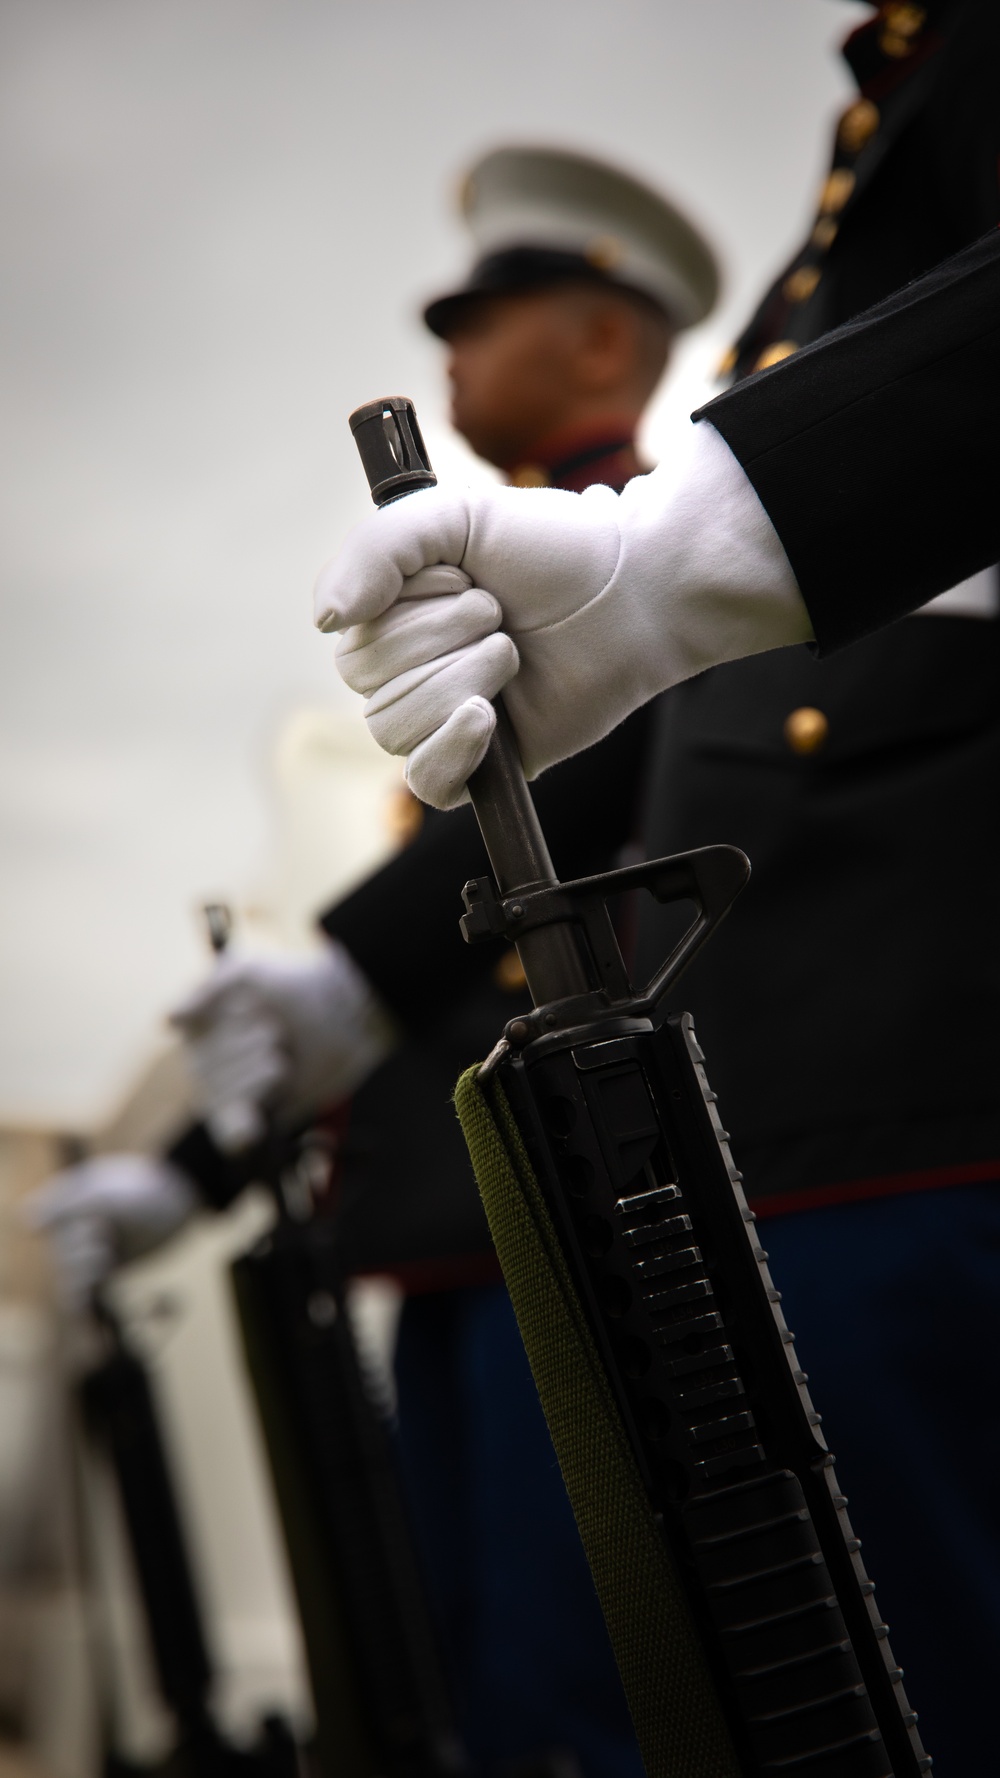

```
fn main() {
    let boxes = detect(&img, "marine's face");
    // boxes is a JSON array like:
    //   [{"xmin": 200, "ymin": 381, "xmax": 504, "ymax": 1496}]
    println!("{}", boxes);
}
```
[{"xmin": 442, "ymin": 287, "xmax": 595, "ymax": 471}]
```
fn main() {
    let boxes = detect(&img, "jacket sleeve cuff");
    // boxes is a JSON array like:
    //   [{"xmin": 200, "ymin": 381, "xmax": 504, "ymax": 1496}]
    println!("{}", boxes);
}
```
[{"xmin": 694, "ymin": 230, "xmax": 1000, "ymax": 653}]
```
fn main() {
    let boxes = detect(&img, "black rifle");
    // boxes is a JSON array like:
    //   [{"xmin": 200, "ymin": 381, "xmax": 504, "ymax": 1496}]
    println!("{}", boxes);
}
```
[
  {"xmin": 230, "ymin": 1151, "xmax": 466, "ymax": 1778},
  {"xmin": 79, "ymin": 1297, "xmax": 297, "ymax": 1778},
  {"xmin": 203, "ymin": 909, "xmax": 466, "ymax": 1778},
  {"xmin": 348, "ymin": 398, "xmax": 931, "ymax": 1778}
]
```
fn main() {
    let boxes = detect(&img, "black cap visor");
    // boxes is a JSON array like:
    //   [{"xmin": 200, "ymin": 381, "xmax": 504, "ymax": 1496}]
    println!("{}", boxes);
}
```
[{"xmin": 423, "ymin": 245, "xmax": 668, "ymax": 338}]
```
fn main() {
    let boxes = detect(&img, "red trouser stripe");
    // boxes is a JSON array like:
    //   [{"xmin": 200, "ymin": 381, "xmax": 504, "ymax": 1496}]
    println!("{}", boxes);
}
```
[{"xmin": 752, "ymin": 1156, "xmax": 1000, "ymax": 1220}]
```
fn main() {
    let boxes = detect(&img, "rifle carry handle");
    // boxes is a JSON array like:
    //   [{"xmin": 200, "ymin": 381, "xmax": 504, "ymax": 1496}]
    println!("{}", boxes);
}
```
[{"xmin": 349, "ymin": 397, "xmax": 589, "ymax": 1006}]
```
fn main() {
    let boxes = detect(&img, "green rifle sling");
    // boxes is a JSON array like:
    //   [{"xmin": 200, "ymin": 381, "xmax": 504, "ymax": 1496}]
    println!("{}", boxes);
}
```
[{"xmin": 454, "ymin": 1064, "xmax": 741, "ymax": 1778}]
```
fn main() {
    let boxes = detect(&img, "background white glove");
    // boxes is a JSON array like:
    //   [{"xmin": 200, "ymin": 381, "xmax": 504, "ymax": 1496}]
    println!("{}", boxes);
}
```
[
  {"xmin": 317, "ymin": 422, "xmax": 812, "ymax": 809},
  {"xmin": 169, "ymin": 940, "xmax": 396, "ymax": 1147},
  {"xmin": 25, "ymin": 1155, "xmax": 198, "ymax": 1313}
]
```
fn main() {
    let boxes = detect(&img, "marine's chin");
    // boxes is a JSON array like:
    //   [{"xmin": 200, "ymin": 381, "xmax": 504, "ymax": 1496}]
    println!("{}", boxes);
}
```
[{"xmin": 451, "ymin": 411, "xmax": 510, "ymax": 475}]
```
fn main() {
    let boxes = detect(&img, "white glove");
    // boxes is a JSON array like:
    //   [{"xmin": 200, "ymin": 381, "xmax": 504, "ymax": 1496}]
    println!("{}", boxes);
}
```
[
  {"xmin": 169, "ymin": 940, "xmax": 396, "ymax": 1147},
  {"xmin": 25, "ymin": 1155, "xmax": 198, "ymax": 1313},
  {"xmin": 316, "ymin": 421, "xmax": 812, "ymax": 809}
]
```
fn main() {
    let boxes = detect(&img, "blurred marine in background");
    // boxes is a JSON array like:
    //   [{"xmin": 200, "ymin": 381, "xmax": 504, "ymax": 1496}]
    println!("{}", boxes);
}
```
[{"xmin": 33, "ymin": 147, "xmax": 719, "ymax": 1778}]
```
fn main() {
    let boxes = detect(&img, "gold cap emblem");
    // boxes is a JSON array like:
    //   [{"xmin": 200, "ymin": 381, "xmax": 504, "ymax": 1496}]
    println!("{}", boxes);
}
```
[{"xmin": 585, "ymin": 233, "xmax": 624, "ymax": 271}]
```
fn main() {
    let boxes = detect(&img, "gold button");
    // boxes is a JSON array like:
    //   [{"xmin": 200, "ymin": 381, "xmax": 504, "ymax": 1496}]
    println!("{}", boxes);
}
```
[
  {"xmin": 384, "ymin": 784, "xmax": 424, "ymax": 847},
  {"xmin": 883, "ymin": 1, "xmax": 926, "ymax": 30},
  {"xmin": 880, "ymin": 3, "xmax": 926, "ymax": 54},
  {"xmin": 585, "ymin": 233, "xmax": 624, "ymax": 271},
  {"xmin": 811, "ymin": 216, "xmax": 839, "ymax": 251},
  {"xmin": 510, "ymin": 464, "xmax": 550, "ymax": 488},
  {"xmin": 494, "ymin": 949, "xmax": 528, "ymax": 993},
  {"xmin": 715, "ymin": 344, "xmax": 738, "ymax": 379},
  {"xmin": 819, "ymin": 168, "xmax": 856, "ymax": 215},
  {"xmin": 837, "ymin": 98, "xmax": 880, "ymax": 155},
  {"xmin": 784, "ymin": 707, "xmax": 829, "ymax": 755},
  {"xmin": 754, "ymin": 340, "xmax": 798, "ymax": 372},
  {"xmin": 783, "ymin": 264, "xmax": 822, "ymax": 304}
]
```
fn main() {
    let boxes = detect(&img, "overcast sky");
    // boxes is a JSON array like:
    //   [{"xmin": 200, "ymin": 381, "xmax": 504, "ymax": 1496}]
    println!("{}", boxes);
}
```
[{"xmin": 0, "ymin": 1, "xmax": 869, "ymax": 1126}]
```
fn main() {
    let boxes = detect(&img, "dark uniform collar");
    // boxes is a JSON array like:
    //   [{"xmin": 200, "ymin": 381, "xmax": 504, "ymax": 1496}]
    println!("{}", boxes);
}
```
[{"xmin": 508, "ymin": 422, "xmax": 646, "ymax": 493}]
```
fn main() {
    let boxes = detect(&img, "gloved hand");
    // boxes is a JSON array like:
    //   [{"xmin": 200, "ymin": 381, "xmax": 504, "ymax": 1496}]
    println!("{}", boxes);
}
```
[
  {"xmin": 25, "ymin": 1155, "xmax": 198, "ymax": 1313},
  {"xmin": 316, "ymin": 421, "xmax": 812, "ymax": 809},
  {"xmin": 169, "ymin": 940, "xmax": 396, "ymax": 1148}
]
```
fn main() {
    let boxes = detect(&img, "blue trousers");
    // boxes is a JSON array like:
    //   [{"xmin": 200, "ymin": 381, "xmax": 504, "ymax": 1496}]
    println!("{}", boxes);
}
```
[
  {"xmin": 763, "ymin": 1182, "xmax": 1000, "ymax": 1777},
  {"xmin": 395, "ymin": 1186, "xmax": 999, "ymax": 1777},
  {"xmin": 394, "ymin": 1284, "xmax": 644, "ymax": 1778}
]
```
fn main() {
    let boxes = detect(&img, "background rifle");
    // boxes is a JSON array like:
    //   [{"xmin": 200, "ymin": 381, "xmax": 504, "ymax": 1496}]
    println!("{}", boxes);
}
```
[
  {"xmin": 349, "ymin": 398, "xmax": 932, "ymax": 1778},
  {"xmin": 206, "ymin": 908, "xmax": 466, "ymax": 1778},
  {"xmin": 79, "ymin": 1294, "xmax": 297, "ymax": 1778}
]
